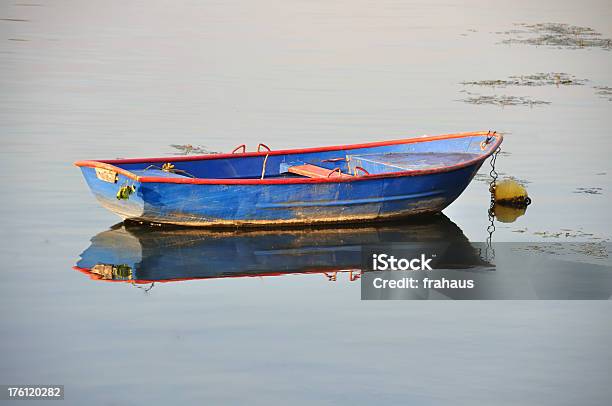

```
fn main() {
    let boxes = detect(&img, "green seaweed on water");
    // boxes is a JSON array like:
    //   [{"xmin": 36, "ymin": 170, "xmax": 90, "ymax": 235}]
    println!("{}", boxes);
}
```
[{"xmin": 499, "ymin": 23, "xmax": 612, "ymax": 50}]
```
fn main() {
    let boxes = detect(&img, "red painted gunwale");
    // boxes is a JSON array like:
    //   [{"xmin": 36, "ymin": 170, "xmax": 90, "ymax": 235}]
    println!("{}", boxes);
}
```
[{"xmin": 74, "ymin": 131, "xmax": 502, "ymax": 185}]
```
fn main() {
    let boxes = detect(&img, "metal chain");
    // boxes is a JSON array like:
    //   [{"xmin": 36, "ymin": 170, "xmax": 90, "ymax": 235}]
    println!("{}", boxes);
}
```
[
  {"xmin": 485, "ymin": 147, "xmax": 501, "ymax": 261},
  {"xmin": 489, "ymin": 146, "xmax": 500, "ymax": 192}
]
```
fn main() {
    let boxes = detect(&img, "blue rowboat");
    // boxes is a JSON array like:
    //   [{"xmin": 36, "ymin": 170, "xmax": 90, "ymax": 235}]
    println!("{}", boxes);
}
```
[{"xmin": 75, "ymin": 131, "xmax": 502, "ymax": 227}]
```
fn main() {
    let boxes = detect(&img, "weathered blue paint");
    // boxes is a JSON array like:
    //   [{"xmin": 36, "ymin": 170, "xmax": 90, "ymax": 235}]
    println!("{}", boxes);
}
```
[{"xmin": 76, "ymin": 133, "xmax": 502, "ymax": 226}]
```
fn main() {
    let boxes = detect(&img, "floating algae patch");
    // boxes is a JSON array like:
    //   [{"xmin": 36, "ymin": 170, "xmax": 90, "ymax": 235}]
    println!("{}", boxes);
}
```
[
  {"xmin": 459, "ymin": 93, "xmax": 551, "ymax": 107},
  {"xmin": 458, "ymin": 73, "xmax": 588, "ymax": 106},
  {"xmin": 514, "ymin": 72, "xmax": 588, "ymax": 86},
  {"xmin": 461, "ymin": 73, "xmax": 587, "ymax": 87},
  {"xmin": 492, "ymin": 176, "xmax": 531, "ymax": 187},
  {"xmin": 460, "ymin": 28, "xmax": 478, "ymax": 36},
  {"xmin": 474, "ymin": 172, "xmax": 497, "ymax": 183},
  {"xmin": 498, "ymin": 23, "xmax": 612, "ymax": 50},
  {"xmin": 506, "ymin": 175, "xmax": 530, "ymax": 185},
  {"xmin": 594, "ymin": 86, "xmax": 612, "ymax": 101},
  {"xmin": 533, "ymin": 229, "xmax": 596, "ymax": 239},
  {"xmin": 169, "ymin": 144, "xmax": 217, "ymax": 155},
  {"xmin": 574, "ymin": 187, "xmax": 603, "ymax": 195},
  {"xmin": 474, "ymin": 172, "xmax": 530, "ymax": 186},
  {"xmin": 513, "ymin": 242, "xmax": 609, "ymax": 260},
  {"xmin": 571, "ymin": 242, "xmax": 610, "ymax": 259},
  {"xmin": 460, "ymin": 79, "xmax": 514, "ymax": 87}
]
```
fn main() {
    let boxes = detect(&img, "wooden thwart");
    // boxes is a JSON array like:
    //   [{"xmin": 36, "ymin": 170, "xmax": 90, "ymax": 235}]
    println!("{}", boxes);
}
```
[{"xmin": 286, "ymin": 164, "xmax": 352, "ymax": 179}]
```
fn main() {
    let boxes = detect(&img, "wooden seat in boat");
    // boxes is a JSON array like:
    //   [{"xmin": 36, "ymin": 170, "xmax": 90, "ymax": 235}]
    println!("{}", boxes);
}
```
[{"xmin": 280, "ymin": 162, "xmax": 352, "ymax": 179}]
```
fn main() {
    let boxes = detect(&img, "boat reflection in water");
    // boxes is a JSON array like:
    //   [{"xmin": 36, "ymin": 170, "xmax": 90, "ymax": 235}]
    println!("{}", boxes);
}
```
[
  {"xmin": 74, "ymin": 214, "xmax": 612, "ymax": 299},
  {"xmin": 74, "ymin": 214, "xmax": 491, "ymax": 285}
]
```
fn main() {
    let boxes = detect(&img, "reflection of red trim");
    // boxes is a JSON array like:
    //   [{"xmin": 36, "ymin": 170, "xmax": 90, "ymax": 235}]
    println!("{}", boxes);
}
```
[
  {"xmin": 74, "ymin": 132, "xmax": 502, "ymax": 185},
  {"xmin": 72, "ymin": 266, "xmax": 361, "ymax": 284}
]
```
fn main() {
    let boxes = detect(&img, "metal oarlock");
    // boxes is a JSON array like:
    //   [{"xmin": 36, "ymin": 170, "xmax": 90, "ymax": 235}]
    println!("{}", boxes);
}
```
[
  {"xmin": 231, "ymin": 143, "xmax": 272, "ymax": 153},
  {"xmin": 231, "ymin": 144, "xmax": 246, "ymax": 154},
  {"xmin": 354, "ymin": 166, "xmax": 370, "ymax": 176},
  {"xmin": 257, "ymin": 143, "xmax": 271, "ymax": 152}
]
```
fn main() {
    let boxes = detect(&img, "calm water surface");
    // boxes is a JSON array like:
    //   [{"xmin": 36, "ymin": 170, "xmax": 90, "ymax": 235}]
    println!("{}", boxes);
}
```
[{"xmin": 1, "ymin": 0, "xmax": 611, "ymax": 405}]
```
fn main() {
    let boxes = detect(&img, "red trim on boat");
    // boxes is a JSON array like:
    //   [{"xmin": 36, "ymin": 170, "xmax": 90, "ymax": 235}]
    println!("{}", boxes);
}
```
[
  {"xmin": 76, "ymin": 161, "xmax": 141, "ymax": 181},
  {"xmin": 74, "ymin": 131, "xmax": 502, "ymax": 186}
]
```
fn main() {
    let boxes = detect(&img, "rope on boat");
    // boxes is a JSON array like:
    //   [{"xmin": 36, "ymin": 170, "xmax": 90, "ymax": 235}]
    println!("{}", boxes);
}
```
[
  {"xmin": 143, "ymin": 163, "xmax": 195, "ymax": 178},
  {"xmin": 261, "ymin": 154, "xmax": 269, "ymax": 179},
  {"xmin": 116, "ymin": 162, "xmax": 196, "ymax": 201}
]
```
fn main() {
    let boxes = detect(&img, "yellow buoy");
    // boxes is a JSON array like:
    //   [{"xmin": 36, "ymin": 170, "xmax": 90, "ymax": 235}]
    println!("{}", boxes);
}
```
[{"xmin": 492, "ymin": 179, "xmax": 531, "ymax": 207}]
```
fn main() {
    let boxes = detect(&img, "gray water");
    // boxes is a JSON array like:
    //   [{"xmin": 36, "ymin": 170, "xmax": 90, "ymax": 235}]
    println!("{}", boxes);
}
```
[{"xmin": 1, "ymin": 0, "xmax": 611, "ymax": 405}]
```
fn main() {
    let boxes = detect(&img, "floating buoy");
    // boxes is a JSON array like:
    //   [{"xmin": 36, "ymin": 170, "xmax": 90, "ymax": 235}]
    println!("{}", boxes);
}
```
[{"xmin": 492, "ymin": 179, "xmax": 531, "ymax": 207}]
